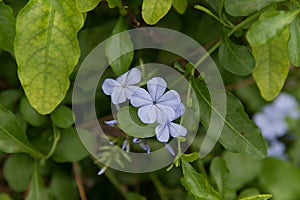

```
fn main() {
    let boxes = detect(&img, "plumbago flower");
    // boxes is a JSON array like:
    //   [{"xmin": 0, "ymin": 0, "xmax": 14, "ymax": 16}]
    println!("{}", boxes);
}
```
[
  {"xmin": 102, "ymin": 68, "xmax": 141, "ymax": 104},
  {"xmin": 130, "ymin": 77, "xmax": 187, "ymax": 142}
]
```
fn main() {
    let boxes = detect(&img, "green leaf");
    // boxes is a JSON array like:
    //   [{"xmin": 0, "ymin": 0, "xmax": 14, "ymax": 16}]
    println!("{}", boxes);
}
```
[
  {"xmin": 0, "ymin": 1, "xmax": 15, "ymax": 53},
  {"xmin": 223, "ymin": 152, "xmax": 262, "ymax": 190},
  {"xmin": 259, "ymin": 158, "xmax": 300, "ymax": 199},
  {"xmin": 288, "ymin": 16, "xmax": 300, "ymax": 67},
  {"xmin": 52, "ymin": 127, "xmax": 89, "ymax": 162},
  {"xmin": 26, "ymin": 161, "xmax": 51, "ymax": 200},
  {"xmin": 181, "ymin": 152, "xmax": 199, "ymax": 163},
  {"xmin": 210, "ymin": 157, "xmax": 229, "ymax": 197},
  {"xmin": 0, "ymin": 193, "xmax": 12, "ymax": 200},
  {"xmin": 3, "ymin": 154, "xmax": 34, "ymax": 192},
  {"xmin": 117, "ymin": 106, "xmax": 156, "ymax": 138},
  {"xmin": 224, "ymin": 0, "xmax": 285, "ymax": 16},
  {"xmin": 15, "ymin": 0, "xmax": 84, "ymax": 114},
  {"xmin": 192, "ymin": 78, "xmax": 267, "ymax": 159},
  {"xmin": 76, "ymin": 0, "xmax": 101, "ymax": 12},
  {"xmin": 50, "ymin": 170, "xmax": 78, "ymax": 200},
  {"xmin": 50, "ymin": 105, "xmax": 74, "ymax": 128},
  {"xmin": 247, "ymin": 10, "xmax": 299, "ymax": 100},
  {"xmin": 238, "ymin": 194, "xmax": 272, "ymax": 200},
  {"xmin": 218, "ymin": 37, "xmax": 255, "ymax": 76},
  {"xmin": 126, "ymin": 192, "xmax": 146, "ymax": 200},
  {"xmin": 107, "ymin": 0, "xmax": 122, "ymax": 8},
  {"xmin": 0, "ymin": 89, "xmax": 22, "ymax": 110},
  {"xmin": 0, "ymin": 104, "xmax": 44, "ymax": 158},
  {"xmin": 181, "ymin": 160, "xmax": 221, "ymax": 199},
  {"xmin": 20, "ymin": 96, "xmax": 47, "ymax": 127},
  {"xmin": 105, "ymin": 17, "xmax": 134, "ymax": 76},
  {"xmin": 142, "ymin": 0, "xmax": 172, "ymax": 25},
  {"xmin": 172, "ymin": 0, "xmax": 187, "ymax": 14}
]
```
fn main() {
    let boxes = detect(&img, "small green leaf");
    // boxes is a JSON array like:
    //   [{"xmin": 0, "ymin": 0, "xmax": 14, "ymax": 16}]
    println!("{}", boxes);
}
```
[
  {"xmin": 218, "ymin": 37, "xmax": 255, "ymax": 76},
  {"xmin": 15, "ymin": 0, "xmax": 84, "ymax": 114},
  {"xmin": 50, "ymin": 170, "xmax": 78, "ymax": 200},
  {"xmin": 192, "ymin": 79, "xmax": 267, "ymax": 159},
  {"xmin": 0, "ymin": 193, "xmax": 12, "ymax": 200},
  {"xmin": 0, "ymin": 89, "xmax": 22, "ymax": 110},
  {"xmin": 126, "ymin": 192, "xmax": 146, "ymax": 200},
  {"xmin": 3, "ymin": 154, "xmax": 33, "ymax": 192},
  {"xmin": 210, "ymin": 157, "xmax": 229, "ymax": 197},
  {"xmin": 224, "ymin": 0, "xmax": 285, "ymax": 16},
  {"xmin": 0, "ymin": 104, "xmax": 44, "ymax": 158},
  {"xmin": 259, "ymin": 158, "xmax": 300, "ymax": 199},
  {"xmin": 181, "ymin": 160, "xmax": 221, "ymax": 199},
  {"xmin": 50, "ymin": 105, "xmax": 74, "ymax": 128},
  {"xmin": 288, "ymin": 16, "xmax": 300, "ymax": 67},
  {"xmin": 247, "ymin": 9, "xmax": 299, "ymax": 100},
  {"xmin": 238, "ymin": 194, "xmax": 272, "ymax": 200},
  {"xmin": 117, "ymin": 106, "xmax": 156, "ymax": 138},
  {"xmin": 105, "ymin": 17, "xmax": 134, "ymax": 76},
  {"xmin": 0, "ymin": 1, "xmax": 15, "ymax": 53},
  {"xmin": 52, "ymin": 127, "xmax": 89, "ymax": 162},
  {"xmin": 142, "ymin": 0, "xmax": 172, "ymax": 25},
  {"xmin": 76, "ymin": 0, "xmax": 101, "ymax": 12},
  {"xmin": 107, "ymin": 0, "xmax": 122, "ymax": 8},
  {"xmin": 20, "ymin": 96, "xmax": 47, "ymax": 127},
  {"xmin": 181, "ymin": 152, "xmax": 199, "ymax": 163},
  {"xmin": 26, "ymin": 161, "xmax": 50, "ymax": 200},
  {"xmin": 172, "ymin": 0, "xmax": 187, "ymax": 14}
]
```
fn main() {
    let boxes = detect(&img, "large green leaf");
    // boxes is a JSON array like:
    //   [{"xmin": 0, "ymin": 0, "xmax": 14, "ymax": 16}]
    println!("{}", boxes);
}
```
[
  {"xmin": 15, "ymin": 0, "xmax": 84, "ymax": 114},
  {"xmin": 288, "ymin": 16, "xmax": 300, "ymax": 67},
  {"xmin": 224, "ymin": 0, "xmax": 285, "ymax": 16},
  {"xmin": 247, "ymin": 10, "xmax": 299, "ymax": 100},
  {"xmin": 181, "ymin": 160, "xmax": 221, "ymax": 199},
  {"xmin": 0, "ymin": 104, "xmax": 44, "ymax": 158},
  {"xmin": 3, "ymin": 154, "xmax": 34, "ymax": 192},
  {"xmin": 218, "ymin": 37, "xmax": 255, "ymax": 76},
  {"xmin": 76, "ymin": 0, "xmax": 101, "ymax": 12},
  {"xmin": 210, "ymin": 157, "xmax": 229, "ymax": 197},
  {"xmin": 259, "ymin": 158, "xmax": 300, "ymax": 200},
  {"xmin": 142, "ymin": 0, "xmax": 172, "ymax": 25},
  {"xmin": 0, "ymin": 1, "xmax": 15, "ymax": 53},
  {"xmin": 105, "ymin": 17, "xmax": 134, "ymax": 76},
  {"xmin": 192, "ymin": 78, "xmax": 267, "ymax": 159},
  {"xmin": 117, "ymin": 106, "xmax": 156, "ymax": 138}
]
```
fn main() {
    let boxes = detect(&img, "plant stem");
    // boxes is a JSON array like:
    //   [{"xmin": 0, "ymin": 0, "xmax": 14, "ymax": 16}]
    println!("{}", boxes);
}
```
[
  {"xmin": 72, "ymin": 162, "xmax": 88, "ymax": 200},
  {"xmin": 43, "ymin": 124, "xmax": 61, "ymax": 161},
  {"xmin": 149, "ymin": 173, "xmax": 168, "ymax": 200},
  {"xmin": 105, "ymin": 170, "xmax": 128, "ymax": 199}
]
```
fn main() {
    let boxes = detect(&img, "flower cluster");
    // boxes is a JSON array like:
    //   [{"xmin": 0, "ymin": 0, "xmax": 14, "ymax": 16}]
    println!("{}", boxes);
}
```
[
  {"xmin": 102, "ymin": 68, "xmax": 187, "ymax": 143},
  {"xmin": 253, "ymin": 93, "xmax": 300, "ymax": 158}
]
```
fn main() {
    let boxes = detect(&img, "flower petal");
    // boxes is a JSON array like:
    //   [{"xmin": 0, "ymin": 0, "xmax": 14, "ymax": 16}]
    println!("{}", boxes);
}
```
[
  {"xmin": 125, "ymin": 68, "xmax": 142, "ymax": 85},
  {"xmin": 137, "ymin": 104, "xmax": 156, "ymax": 124},
  {"xmin": 169, "ymin": 122, "xmax": 187, "ymax": 137},
  {"xmin": 155, "ymin": 123, "xmax": 170, "ymax": 142},
  {"xmin": 158, "ymin": 90, "xmax": 181, "ymax": 110},
  {"xmin": 156, "ymin": 104, "xmax": 175, "ymax": 123},
  {"xmin": 102, "ymin": 79, "xmax": 120, "ymax": 95},
  {"xmin": 174, "ymin": 103, "xmax": 185, "ymax": 120},
  {"xmin": 147, "ymin": 77, "xmax": 167, "ymax": 101},
  {"xmin": 111, "ymin": 87, "xmax": 126, "ymax": 104},
  {"xmin": 130, "ymin": 88, "xmax": 152, "ymax": 107},
  {"xmin": 125, "ymin": 86, "xmax": 140, "ymax": 99}
]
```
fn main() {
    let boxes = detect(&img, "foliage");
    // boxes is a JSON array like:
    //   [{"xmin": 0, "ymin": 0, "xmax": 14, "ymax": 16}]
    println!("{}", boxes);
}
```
[{"xmin": 0, "ymin": 0, "xmax": 300, "ymax": 199}]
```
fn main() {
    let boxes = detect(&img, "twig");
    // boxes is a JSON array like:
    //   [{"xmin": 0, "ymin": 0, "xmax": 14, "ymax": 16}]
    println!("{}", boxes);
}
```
[
  {"xmin": 225, "ymin": 77, "xmax": 255, "ymax": 91},
  {"xmin": 73, "ymin": 162, "xmax": 88, "ymax": 200}
]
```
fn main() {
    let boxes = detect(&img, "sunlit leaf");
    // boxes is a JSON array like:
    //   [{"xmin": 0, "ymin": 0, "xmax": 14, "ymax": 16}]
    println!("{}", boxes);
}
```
[
  {"xmin": 76, "ymin": 0, "xmax": 101, "ymax": 12},
  {"xmin": 288, "ymin": 16, "xmax": 300, "ymax": 67},
  {"xmin": 0, "ymin": 104, "xmax": 44, "ymax": 158},
  {"xmin": 0, "ymin": 1, "xmax": 15, "ymax": 53},
  {"xmin": 219, "ymin": 37, "xmax": 255, "ymax": 76},
  {"xmin": 247, "ymin": 9, "xmax": 299, "ymax": 100},
  {"xmin": 224, "ymin": 0, "xmax": 285, "ymax": 16},
  {"xmin": 192, "ymin": 78, "xmax": 267, "ymax": 159},
  {"xmin": 105, "ymin": 17, "xmax": 134, "ymax": 76},
  {"xmin": 15, "ymin": 0, "xmax": 84, "ymax": 114},
  {"xmin": 172, "ymin": 0, "xmax": 187, "ymax": 14},
  {"xmin": 107, "ymin": 0, "xmax": 122, "ymax": 8},
  {"xmin": 142, "ymin": 0, "xmax": 172, "ymax": 25},
  {"xmin": 181, "ymin": 160, "xmax": 221, "ymax": 199}
]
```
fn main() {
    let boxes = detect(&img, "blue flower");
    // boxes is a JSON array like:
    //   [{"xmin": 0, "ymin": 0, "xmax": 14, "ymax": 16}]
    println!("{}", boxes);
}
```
[
  {"xmin": 155, "ymin": 103, "xmax": 187, "ymax": 142},
  {"xmin": 102, "ymin": 68, "xmax": 141, "ymax": 104},
  {"xmin": 130, "ymin": 77, "xmax": 181, "ymax": 124}
]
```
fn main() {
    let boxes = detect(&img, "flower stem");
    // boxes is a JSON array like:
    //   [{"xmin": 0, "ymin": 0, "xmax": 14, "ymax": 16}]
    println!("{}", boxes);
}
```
[
  {"xmin": 73, "ymin": 162, "xmax": 88, "ymax": 200},
  {"xmin": 43, "ymin": 123, "xmax": 61, "ymax": 161}
]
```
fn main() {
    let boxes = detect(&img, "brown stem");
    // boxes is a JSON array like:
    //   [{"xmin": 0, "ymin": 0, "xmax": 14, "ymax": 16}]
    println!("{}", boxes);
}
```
[
  {"xmin": 225, "ymin": 77, "xmax": 255, "ymax": 91},
  {"xmin": 72, "ymin": 162, "xmax": 88, "ymax": 200}
]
